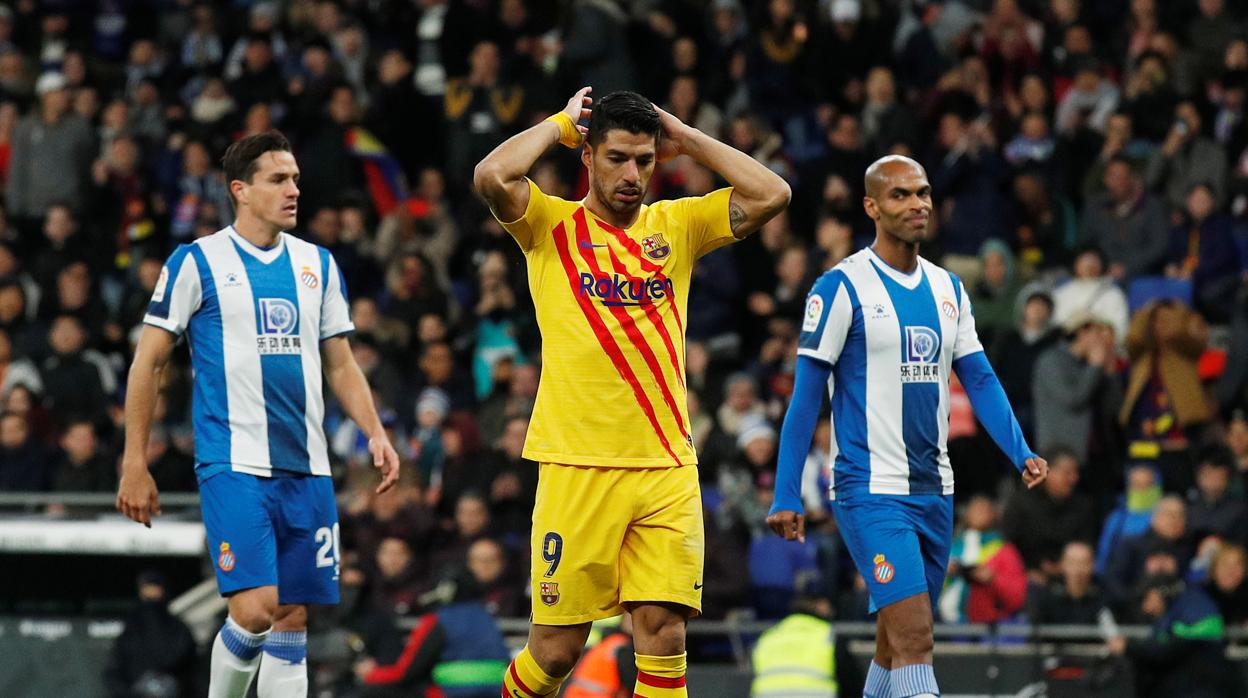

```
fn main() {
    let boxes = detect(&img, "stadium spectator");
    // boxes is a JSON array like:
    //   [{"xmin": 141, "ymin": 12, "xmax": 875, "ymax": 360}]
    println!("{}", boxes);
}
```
[
  {"xmin": 927, "ymin": 110, "xmax": 1008, "ymax": 259},
  {"xmin": 0, "ymin": 326, "xmax": 41, "ymax": 398},
  {"xmin": 143, "ymin": 425, "xmax": 196, "ymax": 494},
  {"xmin": 1119, "ymin": 299, "xmax": 1212, "ymax": 492},
  {"xmin": 6, "ymin": 71, "xmax": 93, "ymax": 228},
  {"xmin": 940, "ymin": 495, "xmax": 1028, "ymax": 624},
  {"xmin": 1147, "ymin": 100, "xmax": 1228, "ymax": 210},
  {"xmin": 1003, "ymin": 447, "xmax": 1097, "ymax": 579},
  {"xmin": 1031, "ymin": 313, "xmax": 1121, "ymax": 463},
  {"xmin": 428, "ymin": 492, "xmax": 493, "ymax": 581},
  {"xmin": 103, "ymin": 570, "xmax": 198, "ymax": 698},
  {"xmin": 1165, "ymin": 182, "xmax": 1239, "ymax": 320},
  {"xmin": 969, "ymin": 239, "xmax": 1023, "ymax": 349},
  {"xmin": 1186, "ymin": 446, "xmax": 1248, "ymax": 545},
  {"xmin": 466, "ymin": 538, "xmax": 524, "ymax": 618},
  {"xmin": 859, "ymin": 66, "xmax": 915, "ymax": 157},
  {"xmin": 364, "ymin": 537, "xmax": 424, "ymax": 617},
  {"xmin": 48, "ymin": 419, "xmax": 113, "ymax": 492},
  {"xmin": 1030, "ymin": 541, "xmax": 1113, "ymax": 625},
  {"xmin": 1107, "ymin": 577, "xmax": 1242, "ymax": 698},
  {"xmin": 352, "ymin": 577, "xmax": 508, "ymax": 698},
  {"xmin": 1079, "ymin": 155, "xmax": 1169, "ymax": 282},
  {"xmin": 1206, "ymin": 543, "xmax": 1248, "ymax": 626},
  {"xmin": 1104, "ymin": 495, "xmax": 1194, "ymax": 609},
  {"xmin": 0, "ymin": 410, "xmax": 45, "ymax": 490},
  {"xmin": 1096, "ymin": 464, "xmax": 1164, "ymax": 574},
  {"xmin": 990, "ymin": 287, "xmax": 1059, "ymax": 442},
  {"xmin": 40, "ymin": 315, "xmax": 113, "ymax": 424},
  {"xmin": 1054, "ymin": 59, "xmax": 1120, "ymax": 137},
  {"xmin": 444, "ymin": 41, "xmax": 524, "ymax": 190}
]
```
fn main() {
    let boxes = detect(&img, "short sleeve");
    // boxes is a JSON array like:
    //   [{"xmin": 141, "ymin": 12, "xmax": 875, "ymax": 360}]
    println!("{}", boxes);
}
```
[
  {"xmin": 144, "ymin": 245, "xmax": 202, "ymax": 336},
  {"xmin": 492, "ymin": 178, "xmax": 557, "ymax": 252},
  {"xmin": 320, "ymin": 249, "xmax": 354, "ymax": 339},
  {"xmin": 682, "ymin": 187, "xmax": 736, "ymax": 259},
  {"xmin": 951, "ymin": 274, "xmax": 984, "ymax": 360},
  {"xmin": 797, "ymin": 271, "xmax": 853, "ymax": 365}
]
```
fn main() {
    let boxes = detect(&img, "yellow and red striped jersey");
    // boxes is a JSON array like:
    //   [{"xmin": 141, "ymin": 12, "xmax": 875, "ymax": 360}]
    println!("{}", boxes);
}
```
[{"xmin": 498, "ymin": 179, "xmax": 737, "ymax": 468}]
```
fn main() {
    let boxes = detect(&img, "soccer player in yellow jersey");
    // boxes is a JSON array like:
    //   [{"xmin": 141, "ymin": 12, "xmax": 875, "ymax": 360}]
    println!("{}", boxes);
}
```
[{"xmin": 473, "ymin": 88, "xmax": 790, "ymax": 698}]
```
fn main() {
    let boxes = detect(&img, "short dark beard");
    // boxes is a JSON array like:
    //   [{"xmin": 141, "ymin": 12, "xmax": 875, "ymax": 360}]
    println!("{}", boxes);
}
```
[{"xmin": 594, "ymin": 175, "xmax": 642, "ymax": 215}]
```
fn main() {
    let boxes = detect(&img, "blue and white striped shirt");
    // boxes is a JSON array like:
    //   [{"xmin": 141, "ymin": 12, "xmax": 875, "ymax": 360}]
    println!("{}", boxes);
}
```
[
  {"xmin": 144, "ymin": 227, "xmax": 353, "ymax": 479},
  {"xmin": 797, "ymin": 247, "xmax": 982, "ymax": 498}
]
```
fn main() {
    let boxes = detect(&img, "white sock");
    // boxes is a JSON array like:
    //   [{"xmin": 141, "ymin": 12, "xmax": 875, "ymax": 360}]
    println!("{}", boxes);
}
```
[
  {"xmin": 257, "ymin": 630, "xmax": 309, "ymax": 698},
  {"xmin": 209, "ymin": 617, "xmax": 269, "ymax": 698}
]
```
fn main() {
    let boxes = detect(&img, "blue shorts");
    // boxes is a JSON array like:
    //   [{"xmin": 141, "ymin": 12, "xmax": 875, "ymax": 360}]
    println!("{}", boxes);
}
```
[
  {"xmin": 832, "ymin": 494, "xmax": 953, "ymax": 614},
  {"xmin": 199, "ymin": 470, "xmax": 340, "ymax": 605}
]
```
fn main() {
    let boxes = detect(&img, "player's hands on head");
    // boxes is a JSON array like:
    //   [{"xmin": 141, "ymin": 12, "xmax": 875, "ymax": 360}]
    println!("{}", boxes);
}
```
[
  {"xmin": 652, "ymin": 104, "xmax": 690, "ymax": 163},
  {"xmin": 766, "ymin": 510, "xmax": 806, "ymax": 544},
  {"xmin": 116, "ymin": 460, "xmax": 161, "ymax": 527},
  {"xmin": 1022, "ymin": 456, "xmax": 1049, "ymax": 489},
  {"xmin": 369, "ymin": 435, "xmax": 401, "ymax": 494},
  {"xmin": 560, "ymin": 86, "xmax": 592, "ymax": 144}
]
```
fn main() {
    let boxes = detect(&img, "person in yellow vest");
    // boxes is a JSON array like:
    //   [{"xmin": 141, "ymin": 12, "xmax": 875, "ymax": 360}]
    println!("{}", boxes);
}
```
[
  {"xmin": 564, "ymin": 615, "xmax": 635, "ymax": 698},
  {"xmin": 751, "ymin": 589, "xmax": 860, "ymax": 698}
]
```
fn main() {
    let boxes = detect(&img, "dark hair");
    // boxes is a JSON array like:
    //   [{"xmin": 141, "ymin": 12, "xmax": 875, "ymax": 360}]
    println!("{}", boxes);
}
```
[
  {"xmin": 221, "ymin": 129, "xmax": 291, "ymax": 204},
  {"xmin": 1197, "ymin": 444, "xmax": 1234, "ymax": 470},
  {"xmin": 586, "ymin": 91, "xmax": 660, "ymax": 147},
  {"xmin": 1045, "ymin": 445, "xmax": 1079, "ymax": 466}
]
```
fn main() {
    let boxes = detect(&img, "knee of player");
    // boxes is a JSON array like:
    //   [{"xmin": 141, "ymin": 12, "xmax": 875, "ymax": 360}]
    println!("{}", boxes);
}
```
[
  {"xmin": 532, "ymin": 644, "xmax": 582, "ymax": 678},
  {"xmin": 230, "ymin": 593, "xmax": 279, "ymax": 633}
]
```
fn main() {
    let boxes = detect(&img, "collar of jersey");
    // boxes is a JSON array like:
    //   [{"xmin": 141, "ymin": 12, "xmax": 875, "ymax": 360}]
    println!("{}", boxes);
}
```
[
  {"xmin": 864, "ymin": 246, "xmax": 924, "ymax": 289},
  {"xmin": 227, "ymin": 226, "xmax": 287, "ymax": 264}
]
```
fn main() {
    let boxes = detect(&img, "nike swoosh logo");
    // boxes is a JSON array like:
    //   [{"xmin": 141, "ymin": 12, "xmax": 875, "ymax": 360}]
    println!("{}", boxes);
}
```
[
  {"xmin": 693, "ymin": 582, "xmax": 704, "ymax": 590},
  {"xmin": 579, "ymin": 240, "xmax": 609, "ymax": 249}
]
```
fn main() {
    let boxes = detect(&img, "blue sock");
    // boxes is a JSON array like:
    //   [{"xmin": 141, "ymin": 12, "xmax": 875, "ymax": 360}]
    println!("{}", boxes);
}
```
[
  {"xmin": 891, "ymin": 663, "xmax": 938, "ymax": 698},
  {"xmin": 220, "ymin": 616, "xmax": 266, "ymax": 660},
  {"xmin": 864, "ymin": 660, "xmax": 891, "ymax": 698},
  {"xmin": 262, "ymin": 630, "xmax": 307, "ymax": 664}
]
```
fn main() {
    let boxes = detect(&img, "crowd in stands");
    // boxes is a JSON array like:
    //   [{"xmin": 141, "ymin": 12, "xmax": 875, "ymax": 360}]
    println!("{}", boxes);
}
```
[{"xmin": 2, "ymin": 1, "xmax": 1248, "ymax": 688}]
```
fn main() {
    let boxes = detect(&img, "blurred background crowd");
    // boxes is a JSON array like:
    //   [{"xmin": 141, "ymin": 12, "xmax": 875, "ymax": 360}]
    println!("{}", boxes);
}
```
[{"xmin": 2, "ymin": 0, "xmax": 1248, "ymax": 693}]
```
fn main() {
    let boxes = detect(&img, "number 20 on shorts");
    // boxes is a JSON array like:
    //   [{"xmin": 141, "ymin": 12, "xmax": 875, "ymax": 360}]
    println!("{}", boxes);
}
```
[{"xmin": 542, "ymin": 532, "xmax": 563, "ymax": 578}]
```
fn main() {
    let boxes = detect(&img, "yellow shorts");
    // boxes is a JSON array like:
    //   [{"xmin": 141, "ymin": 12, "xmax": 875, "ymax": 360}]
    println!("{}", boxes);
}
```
[{"xmin": 530, "ymin": 463, "xmax": 704, "ymax": 625}]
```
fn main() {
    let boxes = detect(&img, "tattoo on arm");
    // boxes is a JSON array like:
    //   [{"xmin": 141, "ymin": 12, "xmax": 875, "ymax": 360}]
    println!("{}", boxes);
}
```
[{"xmin": 728, "ymin": 202, "xmax": 746, "ymax": 234}]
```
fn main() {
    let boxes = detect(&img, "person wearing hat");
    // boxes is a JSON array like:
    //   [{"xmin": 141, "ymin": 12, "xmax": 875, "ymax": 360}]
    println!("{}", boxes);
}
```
[
  {"xmin": 6, "ymin": 69, "xmax": 93, "ymax": 231},
  {"xmin": 1031, "ymin": 307, "xmax": 1121, "ymax": 464},
  {"xmin": 104, "ymin": 570, "xmax": 198, "ymax": 698}
]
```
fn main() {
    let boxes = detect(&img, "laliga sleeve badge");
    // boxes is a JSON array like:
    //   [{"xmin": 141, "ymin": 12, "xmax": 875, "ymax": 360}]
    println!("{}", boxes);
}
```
[
  {"xmin": 539, "ymin": 581, "xmax": 560, "ymax": 606},
  {"xmin": 218, "ymin": 542, "xmax": 236, "ymax": 572},
  {"xmin": 873, "ymin": 554, "xmax": 894, "ymax": 584}
]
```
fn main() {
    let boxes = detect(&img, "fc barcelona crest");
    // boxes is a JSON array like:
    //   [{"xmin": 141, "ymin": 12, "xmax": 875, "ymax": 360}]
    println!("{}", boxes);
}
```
[
  {"xmin": 641, "ymin": 233, "xmax": 670, "ymax": 261},
  {"xmin": 539, "ymin": 581, "xmax": 560, "ymax": 606}
]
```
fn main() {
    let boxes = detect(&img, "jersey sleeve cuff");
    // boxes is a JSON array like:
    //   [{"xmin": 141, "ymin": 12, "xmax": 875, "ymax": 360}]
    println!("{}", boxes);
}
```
[
  {"xmin": 796, "ymin": 348, "xmax": 833, "ymax": 365},
  {"xmin": 953, "ymin": 346, "xmax": 985, "ymax": 361},
  {"xmin": 143, "ymin": 316, "xmax": 183, "ymax": 335},
  {"xmin": 320, "ymin": 325, "xmax": 355, "ymax": 341}
]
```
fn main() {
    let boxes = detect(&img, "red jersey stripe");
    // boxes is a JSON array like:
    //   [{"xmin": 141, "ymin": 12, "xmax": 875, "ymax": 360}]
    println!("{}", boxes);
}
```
[
  {"xmin": 636, "ymin": 671, "xmax": 687, "ymax": 689},
  {"xmin": 551, "ymin": 221, "xmax": 683, "ymax": 465},
  {"xmin": 592, "ymin": 218, "xmax": 686, "ymax": 344},
  {"xmin": 604, "ymin": 239, "xmax": 685, "ymax": 389},
  {"xmin": 508, "ymin": 663, "xmax": 537, "ymax": 698},
  {"xmin": 573, "ymin": 211, "xmax": 690, "ymax": 442}
]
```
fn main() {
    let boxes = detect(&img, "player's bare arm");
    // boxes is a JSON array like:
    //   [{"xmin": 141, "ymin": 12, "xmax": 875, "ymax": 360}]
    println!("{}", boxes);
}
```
[
  {"xmin": 117, "ymin": 325, "xmax": 177, "ymax": 527},
  {"xmin": 652, "ymin": 105, "xmax": 791, "ymax": 238},
  {"xmin": 473, "ymin": 86, "xmax": 592, "ymax": 221},
  {"xmin": 322, "ymin": 335, "xmax": 400, "ymax": 493}
]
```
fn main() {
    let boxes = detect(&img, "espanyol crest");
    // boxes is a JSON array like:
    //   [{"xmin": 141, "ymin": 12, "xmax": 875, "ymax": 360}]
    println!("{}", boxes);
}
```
[{"xmin": 300, "ymin": 265, "xmax": 319, "ymax": 289}]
